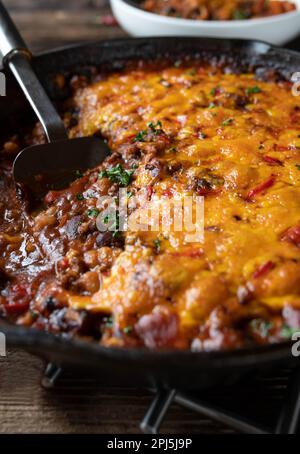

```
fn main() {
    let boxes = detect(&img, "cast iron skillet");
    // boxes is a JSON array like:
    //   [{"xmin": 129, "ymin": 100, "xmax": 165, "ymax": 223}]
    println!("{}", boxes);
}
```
[{"xmin": 0, "ymin": 37, "xmax": 299, "ymax": 389}]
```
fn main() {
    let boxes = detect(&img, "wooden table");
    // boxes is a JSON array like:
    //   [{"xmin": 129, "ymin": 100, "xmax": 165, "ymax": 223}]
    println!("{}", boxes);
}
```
[
  {"xmin": 0, "ymin": 0, "xmax": 299, "ymax": 434},
  {"xmin": 4, "ymin": 0, "xmax": 127, "ymax": 53}
]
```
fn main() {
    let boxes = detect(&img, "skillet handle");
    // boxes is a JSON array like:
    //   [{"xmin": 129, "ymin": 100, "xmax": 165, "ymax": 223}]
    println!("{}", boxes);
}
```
[{"xmin": 0, "ymin": 1, "xmax": 67, "ymax": 142}]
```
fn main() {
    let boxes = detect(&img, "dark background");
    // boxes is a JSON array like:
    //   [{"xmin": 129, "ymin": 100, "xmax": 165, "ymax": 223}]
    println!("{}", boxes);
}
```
[{"xmin": 0, "ymin": 0, "xmax": 299, "ymax": 434}]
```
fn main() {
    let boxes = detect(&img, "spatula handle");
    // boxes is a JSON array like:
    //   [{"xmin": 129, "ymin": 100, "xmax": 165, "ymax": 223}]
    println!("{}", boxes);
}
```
[
  {"xmin": 0, "ymin": 1, "xmax": 30, "ymax": 62},
  {"xmin": 0, "ymin": 1, "xmax": 67, "ymax": 142}
]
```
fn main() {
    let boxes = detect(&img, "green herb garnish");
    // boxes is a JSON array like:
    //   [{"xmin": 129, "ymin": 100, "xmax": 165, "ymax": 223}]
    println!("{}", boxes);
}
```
[
  {"xmin": 76, "ymin": 194, "xmax": 84, "ymax": 201},
  {"xmin": 133, "ymin": 129, "xmax": 147, "ymax": 142},
  {"xmin": 102, "ymin": 214, "xmax": 111, "ymax": 224},
  {"xmin": 166, "ymin": 146, "xmax": 177, "ymax": 154},
  {"xmin": 233, "ymin": 9, "xmax": 247, "ymax": 20},
  {"xmin": 87, "ymin": 208, "xmax": 100, "ymax": 218},
  {"xmin": 153, "ymin": 238, "xmax": 161, "ymax": 253},
  {"xmin": 198, "ymin": 132, "xmax": 207, "ymax": 140},
  {"xmin": 99, "ymin": 164, "xmax": 135, "ymax": 187},
  {"xmin": 295, "ymin": 164, "xmax": 300, "ymax": 170},
  {"xmin": 187, "ymin": 68, "xmax": 196, "ymax": 76},
  {"xmin": 133, "ymin": 121, "xmax": 163, "ymax": 143},
  {"xmin": 246, "ymin": 86, "xmax": 262, "ymax": 96},
  {"xmin": 281, "ymin": 324, "xmax": 300, "ymax": 339},
  {"xmin": 101, "ymin": 210, "xmax": 120, "ymax": 236},
  {"xmin": 30, "ymin": 310, "xmax": 39, "ymax": 320},
  {"xmin": 147, "ymin": 120, "xmax": 162, "ymax": 134},
  {"xmin": 250, "ymin": 319, "xmax": 273, "ymax": 338},
  {"xmin": 75, "ymin": 170, "xmax": 83, "ymax": 178},
  {"xmin": 222, "ymin": 118, "xmax": 234, "ymax": 127},
  {"xmin": 123, "ymin": 326, "xmax": 133, "ymax": 335},
  {"xmin": 105, "ymin": 316, "xmax": 114, "ymax": 329}
]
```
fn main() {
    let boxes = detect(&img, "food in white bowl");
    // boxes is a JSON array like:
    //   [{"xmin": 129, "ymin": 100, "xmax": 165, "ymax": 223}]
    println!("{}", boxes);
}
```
[
  {"xmin": 111, "ymin": 0, "xmax": 300, "ymax": 45},
  {"xmin": 142, "ymin": 0, "xmax": 296, "ymax": 21}
]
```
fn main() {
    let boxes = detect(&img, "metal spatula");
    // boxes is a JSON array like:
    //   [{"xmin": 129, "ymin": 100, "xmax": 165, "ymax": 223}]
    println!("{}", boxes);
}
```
[{"xmin": 0, "ymin": 2, "xmax": 110, "ymax": 198}]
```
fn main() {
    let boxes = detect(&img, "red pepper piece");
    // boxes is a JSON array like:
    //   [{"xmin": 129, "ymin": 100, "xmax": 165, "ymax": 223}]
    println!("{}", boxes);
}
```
[
  {"xmin": 4, "ymin": 284, "xmax": 31, "ymax": 315},
  {"xmin": 44, "ymin": 190, "xmax": 61, "ymax": 205},
  {"xmin": 59, "ymin": 258, "xmax": 69, "ymax": 270},
  {"xmin": 5, "ymin": 302, "xmax": 30, "ymax": 315},
  {"xmin": 252, "ymin": 261, "xmax": 275, "ymax": 279},
  {"xmin": 146, "ymin": 185, "xmax": 154, "ymax": 200},
  {"xmin": 281, "ymin": 224, "xmax": 300, "ymax": 247},
  {"xmin": 246, "ymin": 175, "xmax": 276, "ymax": 201},
  {"xmin": 273, "ymin": 144, "xmax": 293, "ymax": 152},
  {"xmin": 262, "ymin": 156, "xmax": 282, "ymax": 166},
  {"xmin": 162, "ymin": 188, "xmax": 173, "ymax": 198}
]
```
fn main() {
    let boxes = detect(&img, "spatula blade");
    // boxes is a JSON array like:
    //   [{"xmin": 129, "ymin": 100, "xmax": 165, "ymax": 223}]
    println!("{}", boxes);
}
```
[{"xmin": 13, "ymin": 136, "xmax": 111, "ymax": 196}]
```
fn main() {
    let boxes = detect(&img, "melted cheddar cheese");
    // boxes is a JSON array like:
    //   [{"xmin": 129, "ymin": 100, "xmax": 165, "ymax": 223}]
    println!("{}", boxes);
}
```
[{"xmin": 1, "ymin": 61, "xmax": 300, "ymax": 350}]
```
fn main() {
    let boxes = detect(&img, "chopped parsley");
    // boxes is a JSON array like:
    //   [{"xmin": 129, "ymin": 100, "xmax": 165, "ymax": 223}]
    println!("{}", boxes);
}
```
[
  {"xmin": 133, "ymin": 121, "xmax": 163, "ymax": 143},
  {"xmin": 250, "ymin": 319, "xmax": 273, "ymax": 338},
  {"xmin": 99, "ymin": 164, "xmax": 135, "ymax": 187},
  {"xmin": 30, "ymin": 310, "xmax": 39, "ymax": 320},
  {"xmin": 208, "ymin": 102, "xmax": 216, "ymax": 109},
  {"xmin": 102, "ymin": 214, "xmax": 111, "ymax": 224},
  {"xmin": 153, "ymin": 238, "xmax": 161, "ymax": 253},
  {"xmin": 148, "ymin": 120, "xmax": 162, "ymax": 134},
  {"xmin": 246, "ymin": 86, "xmax": 262, "ymax": 96},
  {"xmin": 166, "ymin": 146, "xmax": 177, "ymax": 154},
  {"xmin": 187, "ymin": 68, "xmax": 196, "ymax": 76},
  {"xmin": 281, "ymin": 325, "xmax": 300, "ymax": 339},
  {"xmin": 133, "ymin": 129, "xmax": 147, "ymax": 142},
  {"xmin": 100, "ymin": 210, "xmax": 120, "ymax": 236},
  {"xmin": 222, "ymin": 118, "xmax": 234, "ymax": 127},
  {"xmin": 233, "ymin": 9, "xmax": 247, "ymax": 20},
  {"xmin": 76, "ymin": 193, "xmax": 84, "ymax": 201},
  {"xmin": 87, "ymin": 208, "xmax": 100, "ymax": 218},
  {"xmin": 295, "ymin": 164, "xmax": 300, "ymax": 170},
  {"xmin": 123, "ymin": 326, "xmax": 133, "ymax": 335},
  {"xmin": 198, "ymin": 132, "xmax": 207, "ymax": 140},
  {"xmin": 75, "ymin": 170, "xmax": 83, "ymax": 178},
  {"xmin": 104, "ymin": 316, "xmax": 114, "ymax": 329}
]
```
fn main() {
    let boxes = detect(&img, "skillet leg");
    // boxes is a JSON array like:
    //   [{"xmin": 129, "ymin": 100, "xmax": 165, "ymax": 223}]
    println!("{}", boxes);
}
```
[
  {"xmin": 140, "ymin": 389, "xmax": 176, "ymax": 434},
  {"xmin": 41, "ymin": 363, "xmax": 62, "ymax": 389},
  {"xmin": 175, "ymin": 392, "xmax": 269, "ymax": 434}
]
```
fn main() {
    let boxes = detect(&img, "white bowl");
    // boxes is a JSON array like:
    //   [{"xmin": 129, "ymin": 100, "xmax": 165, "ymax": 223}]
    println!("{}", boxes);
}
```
[{"xmin": 111, "ymin": 0, "xmax": 300, "ymax": 45}]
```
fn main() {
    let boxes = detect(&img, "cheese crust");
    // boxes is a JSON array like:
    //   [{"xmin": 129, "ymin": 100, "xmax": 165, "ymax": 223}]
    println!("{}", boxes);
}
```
[{"xmin": 1, "ymin": 60, "xmax": 300, "ymax": 350}]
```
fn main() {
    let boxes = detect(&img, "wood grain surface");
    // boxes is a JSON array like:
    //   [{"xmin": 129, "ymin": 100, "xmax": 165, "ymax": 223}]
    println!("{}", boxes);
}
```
[
  {"xmin": 4, "ymin": 0, "xmax": 127, "ymax": 52},
  {"xmin": 0, "ymin": 350, "xmax": 238, "ymax": 434},
  {"xmin": 0, "ymin": 0, "xmax": 299, "ymax": 434}
]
